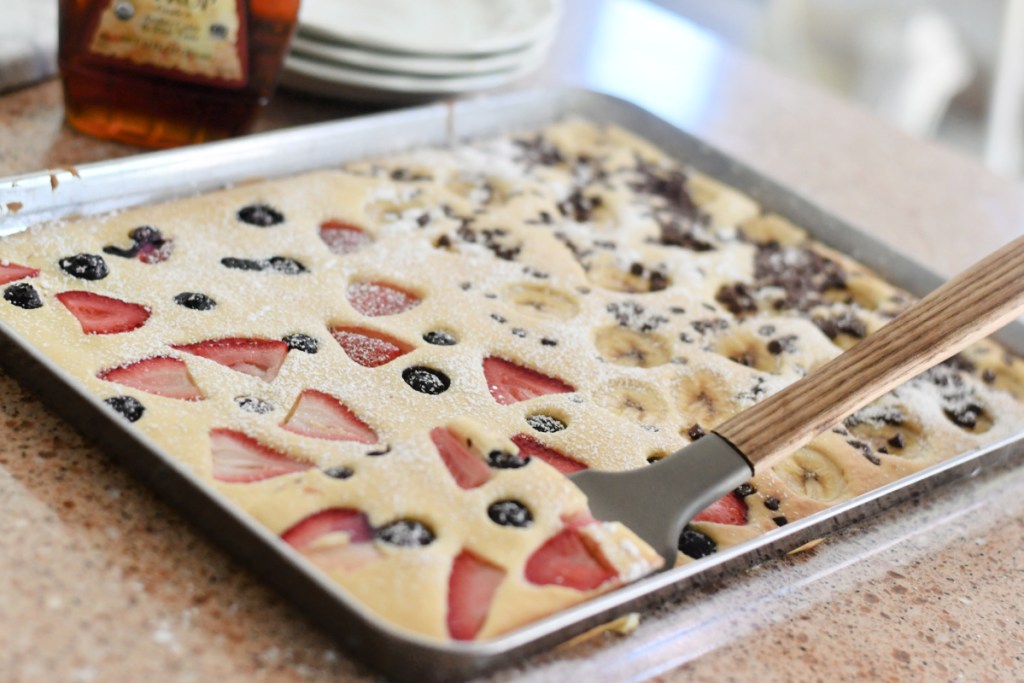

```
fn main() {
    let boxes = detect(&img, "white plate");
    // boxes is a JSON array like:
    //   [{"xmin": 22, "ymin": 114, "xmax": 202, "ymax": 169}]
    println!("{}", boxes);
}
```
[
  {"xmin": 279, "ymin": 48, "xmax": 546, "ymax": 103},
  {"xmin": 297, "ymin": 0, "xmax": 560, "ymax": 56},
  {"xmin": 290, "ymin": 31, "xmax": 551, "ymax": 77}
]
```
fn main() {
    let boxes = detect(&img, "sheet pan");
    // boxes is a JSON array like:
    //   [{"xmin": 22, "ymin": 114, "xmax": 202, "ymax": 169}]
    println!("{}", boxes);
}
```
[{"xmin": 2, "ymin": 87, "xmax": 1022, "ymax": 681}]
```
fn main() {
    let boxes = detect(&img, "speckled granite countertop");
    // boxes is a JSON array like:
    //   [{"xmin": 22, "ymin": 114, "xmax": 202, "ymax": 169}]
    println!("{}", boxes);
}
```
[{"xmin": 2, "ymin": 1, "xmax": 1023, "ymax": 681}]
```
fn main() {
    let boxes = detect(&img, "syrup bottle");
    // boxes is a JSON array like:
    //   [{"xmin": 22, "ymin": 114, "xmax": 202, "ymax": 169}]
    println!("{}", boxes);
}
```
[{"xmin": 58, "ymin": 0, "xmax": 301, "ymax": 148}]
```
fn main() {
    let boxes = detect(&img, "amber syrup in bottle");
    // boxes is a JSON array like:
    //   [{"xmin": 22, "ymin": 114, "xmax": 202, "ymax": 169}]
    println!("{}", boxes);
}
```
[{"xmin": 59, "ymin": 0, "xmax": 300, "ymax": 148}]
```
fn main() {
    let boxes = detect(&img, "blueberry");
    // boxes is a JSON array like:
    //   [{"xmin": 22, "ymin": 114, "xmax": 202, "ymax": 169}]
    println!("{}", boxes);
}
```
[
  {"xmin": 221, "ymin": 257, "xmax": 264, "ymax": 271},
  {"xmin": 678, "ymin": 526, "xmax": 716, "ymax": 559},
  {"xmin": 129, "ymin": 225, "xmax": 162, "ymax": 243},
  {"xmin": 59, "ymin": 253, "xmax": 108, "ymax": 280},
  {"xmin": 422, "ymin": 330, "xmax": 457, "ymax": 346},
  {"xmin": 234, "ymin": 396, "xmax": 273, "ymax": 414},
  {"xmin": 322, "ymin": 466, "xmax": 354, "ymax": 479},
  {"xmin": 487, "ymin": 500, "xmax": 532, "ymax": 528},
  {"xmin": 526, "ymin": 414, "xmax": 565, "ymax": 433},
  {"xmin": 267, "ymin": 256, "xmax": 306, "ymax": 274},
  {"xmin": 174, "ymin": 292, "xmax": 216, "ymax": 311},
  {"xmin": 283, "ymin": 333, "xmax": 318, "ymax": 354},
  {"xmin": 402, "ymin": 366, "xmax": 450, "ymax": 395},
  {"xmin": 376, "ymin": 519, "xmax": 435, "ymax": 547},
  {"xmin": 487, "ymin": 449, "xmax": 530, "ymax": 469},
  {"xmin": 104, "ymin": 395, "xmax": 145, "ymax": 422},
  {"xmin": 237, "ymin": 203, "xmax": 284, "ymax": 227},
  {"xmin": 3, "ymin": 283, "xmax": 42, "ymax": 309}
]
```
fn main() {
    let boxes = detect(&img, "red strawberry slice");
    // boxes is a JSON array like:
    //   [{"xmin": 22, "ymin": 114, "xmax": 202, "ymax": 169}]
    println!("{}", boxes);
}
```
[
  {"xmin": 209, "ymin": 428, "xmax": 312, "ymax": 482},
  {"xmin": 281, "ymin": 389, "xmax": 378, "ymax": 444},
  {"xmin": 693, "ymin": 491, "xmax": 748, "ymax": 525},
  {"xmin": 172, "ymin": 337, "xmax": 288, "ymax": 382},
  {"xmin": 347, "ymin": 281, "xmax": 420, "ymax": 317},
  {"xmin": 98, "ymin": 357, "xmax": 204, "ymax": 400},
  {"xmin": 524, "ymin": 528, "xmax": 616, "ymax": 591},
  {"xmin": 430, "ymin": 427, "xmax": 491, "ymax": 489},
  {"xmin": 0, "ymin": 261, "xmax": 39, "ymax": 285},
  {"xmin": 319, "ymin": 220, "xmax": 373, "ymax": 255},
  {"xmin": 282, "ymin": 508, "xmax": 380, "ymax": 572},
  {"xmin": 331, "ymin": 326, "xmax": 412, "ymax": 367},
  {"xmin": 482, "ymin": 357, "xmax": 574, "ymax": 405},
  {"xmin": 447, "ymin": 551, "xmax": 506, "ymax": 641},
  {"xmin": 56, "ymin": 291, "xmax": 150, "ymax": 334},
  {"xmin": 510, "ymin": 434, "xmax": 586, "ymax": 474}
]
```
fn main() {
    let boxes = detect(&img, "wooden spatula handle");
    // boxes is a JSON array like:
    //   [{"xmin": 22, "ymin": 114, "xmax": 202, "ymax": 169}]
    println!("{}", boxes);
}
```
[{"xmin": 715, "ymin": 235, "xmax": 1024, "ymax": 469}]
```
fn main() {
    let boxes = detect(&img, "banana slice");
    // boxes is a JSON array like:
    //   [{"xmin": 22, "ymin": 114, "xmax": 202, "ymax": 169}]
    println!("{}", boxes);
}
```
[
  {"xmin": 585, "ymin": 252, "xmax": 670, "ymax": 294},
  {"xmin": 594, "ymin": 325, "xmax": 672, "ymax": 368},
  {"xmin": 772, "ymin": 445, "xmax": 848, "ymax": 502},
  {"xmin": 711, "ymin": 329, "xmax": 782, "ymax": 374},
  {"xmin": 687, "ymin": 171, "xmax": 760, "ymax": 228},
  {"xmin": 503, "ymin": 282, "xmax": 581, "ymax": 320},
  {"xmin": 739, "ymin": 213, "xmax": 807, "ymax": 246},
  {"xmin": 961, "ymin": 338, "xmax": 1024, "ymax": 400},
  {"xmin": 593, "ymin": 378, "xmax": 670, "ymax": 426},
  {"xmin": 672, "ymin": 369, "xmax": 742, "ymax": 429},
  {"xmin": 844, "ymin": 402, "xmax": 925, "ymax": 456}
]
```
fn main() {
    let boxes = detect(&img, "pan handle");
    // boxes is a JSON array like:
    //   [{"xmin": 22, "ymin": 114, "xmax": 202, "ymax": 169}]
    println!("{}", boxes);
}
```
[{"xmin": 714, "ymin": 234, "xmax": 1024, "ymax": 470}]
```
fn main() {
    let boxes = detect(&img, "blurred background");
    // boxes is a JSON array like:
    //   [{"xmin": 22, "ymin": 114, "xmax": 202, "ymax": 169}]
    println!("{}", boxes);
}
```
[
  {"xmin": 653, "ymin": 0, "xmax": 1023, "ymax": 176},
  {"xmin": 6, "ymin": 0, "xmax": 1024, "ymax": 175}
]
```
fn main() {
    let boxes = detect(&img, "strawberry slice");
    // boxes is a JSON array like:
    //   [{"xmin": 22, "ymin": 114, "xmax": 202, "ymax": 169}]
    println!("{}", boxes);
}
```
[
  {"xmin": 98, "ymin": 357, "xmax": 204, "ymax": 400},
  {"xmin": 693, "ymin": 491, "xmax": 748, "ymax": 525},
  {"xmin": 282, "ymin": 508, "xmax": 380, "ymax": 572},
  {"xmin": 447, "ymin": 551, "xmax": 505, "ymax": 641},
  {"xmin": 347, "ymin": 281, "xmax": 420, "ymax": 317},
  {"xmin": 524, "ymin": 528, "xmax": 616, "ymax": 591},
  {"xmin": 209, "ymin": 428, "xmax": 312, "ymax": 482},
  {"xmin": 482, "ymin": 357, "xmax": 574, "ymax": 405},
  {"xmin": 430, "ymin": 427, "xmax": 491, "ymax": 489},
  {"xmin": 331, "ymin": 326, "xmax": 412, "ymax": 367},
  {"xmin": 281, "ymin": 389, "xmax": 378, "ymax": 444},
  {"xmin": 0, "ymin": 261, "xmax": 39, "ymax": 285},
  {"xmin": 510, "ymin": 434, "xmax": 586, "ymax": 474},
  {"xmin": 172, "ymin": 337, "xmax": 289, "ymax": 382},
  {"xmin": 56, "ymin": 291, "xmax": 150, "ymax": 334},
  {"xmin": 319, "ymin": 220, "xmax": 373, "ymax": 255}
]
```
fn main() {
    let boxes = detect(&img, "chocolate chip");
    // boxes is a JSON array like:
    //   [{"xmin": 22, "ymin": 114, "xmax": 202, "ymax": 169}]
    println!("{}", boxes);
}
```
[
  {"xmin": 540, "ymin": 337, "xmax": 558, "ymax": 347},
  {"xmin": 772, "ymin": 515, "xmax": 789, "ymax": 527},
  {"xmin": 887, "ymin": 432, "xmax": 905, "ymax": 449},
  {"xmin": 764, "ymin": 497, "xmax": 780, "ymax": 511},
  {"xmin": 490, "ymin": 313, "xmax": 507, "ymax": 323},
  {"xmin": 366, "ymin": 445, "xmax": 391, "ymax": 457},
  {"xmin": 982, "ymin": 369, "xmax": 996, "ymax": 384},
  {"xmin": 687, "ymin": 423, "xmax": 706, "ymax": 441}
]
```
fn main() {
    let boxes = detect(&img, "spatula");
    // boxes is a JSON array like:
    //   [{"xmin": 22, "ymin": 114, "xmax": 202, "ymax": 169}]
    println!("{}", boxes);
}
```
[{"xmin": 571, "ymin": 235, "xmax": 1024, "ymax": 569}]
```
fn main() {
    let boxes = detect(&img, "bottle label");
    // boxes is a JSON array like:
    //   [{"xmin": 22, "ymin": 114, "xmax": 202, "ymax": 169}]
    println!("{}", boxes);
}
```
[{"xmin": 88, "ymin": 0, "xmax": 248, "ymax": 87}]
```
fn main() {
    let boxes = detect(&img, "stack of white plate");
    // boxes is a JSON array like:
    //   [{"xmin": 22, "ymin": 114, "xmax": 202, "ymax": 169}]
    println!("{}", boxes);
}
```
[{"xmin": 281, "ymin": 0, "xmax": 561, "ymax": 104}]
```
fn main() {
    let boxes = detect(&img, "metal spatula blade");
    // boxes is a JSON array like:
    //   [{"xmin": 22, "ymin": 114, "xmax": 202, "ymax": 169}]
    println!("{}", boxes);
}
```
[
  {"xmin": 571, "ymin": 435, "xmax": 752, "ymax": 568},
  {"xmin": 571, "ymin": 235, "xmax": 1024, "ymax": 570}
]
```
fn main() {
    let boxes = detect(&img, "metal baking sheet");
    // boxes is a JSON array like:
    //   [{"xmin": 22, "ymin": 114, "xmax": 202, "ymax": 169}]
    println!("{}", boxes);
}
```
[{"xmin": 1, "ymin": 88, "xmax": 1023, "ymax": 682}]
